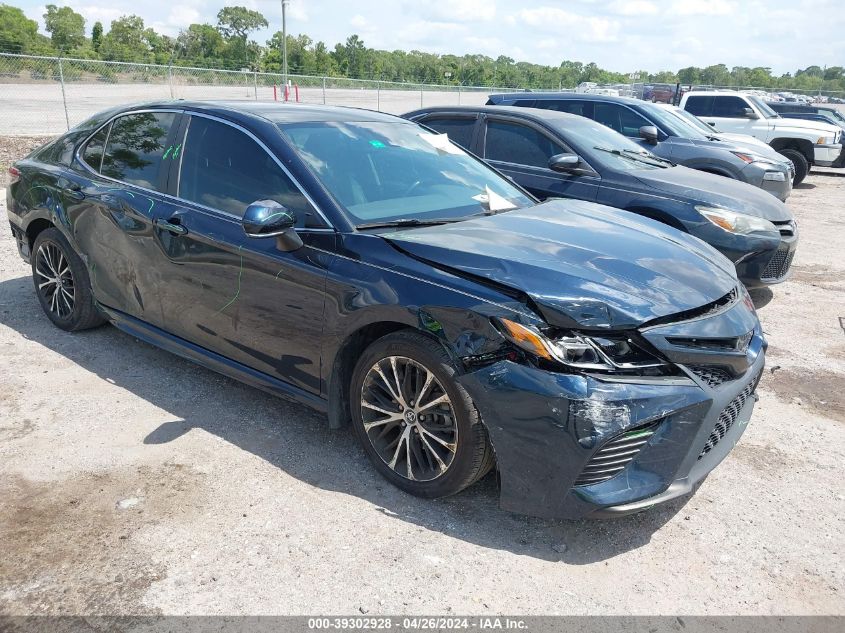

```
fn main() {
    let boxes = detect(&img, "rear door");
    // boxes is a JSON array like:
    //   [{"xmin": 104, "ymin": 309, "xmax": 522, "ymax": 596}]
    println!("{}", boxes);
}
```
[
  {"xmin": 480, "ymin": 116, "xmax": 599, "ymax": 202},
  {"xmin": 72, "ymin": 109, "xmax": 185, "ymax": 322},
  {"xmin": 151, "ymin": 113, "xmax": 334, "ymax": 394}
]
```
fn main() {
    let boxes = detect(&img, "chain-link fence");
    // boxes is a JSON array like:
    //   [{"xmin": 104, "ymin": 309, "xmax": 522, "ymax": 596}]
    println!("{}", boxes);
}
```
[
  {"xmin": 2, "ymin": 53, "xmax": 844, "ymax": 136},
  {"xmin": 0, "ymin": 53, "xmax": 522, "ymax": 136}
]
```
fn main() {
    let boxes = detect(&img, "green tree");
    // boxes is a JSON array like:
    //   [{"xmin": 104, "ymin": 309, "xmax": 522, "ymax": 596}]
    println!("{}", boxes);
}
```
[
  {"xmin": 91, "ymin": 21, "xmax": 103, "ymax": 52},
  {"xmin": 43, "ymin": 4, "xmax": 86, "ymax": 52},
  {"xmin": 216, "ymin": 6, "xmax": 267, "ymax": 68},
  {"xmin": 677, "ymin": 66, "xmax": 700, "ymax": 85},
  {"xmin": 99, "ymin": 15, "xmax": 152, "ymax": 62},
  {"xmin": 177, "ymin": 23, "xmax": 226, "ymax": 65},
  {"xmin": 0, "ymin": 4, "xmax": 53, "ymax": 54}
]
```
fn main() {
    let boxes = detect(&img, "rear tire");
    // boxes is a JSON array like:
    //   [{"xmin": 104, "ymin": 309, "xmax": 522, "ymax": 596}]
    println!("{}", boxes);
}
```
[
  {"xmin": 31, "ymin": 228, "xmax": 105, "ymax": 332},
  {"xmin": 778, "ymin": 148, "xmax": 809, "ymax": 185},
  {"xmin": 350, "ymin": 330, "xmax": 493, "ymax": 498}
]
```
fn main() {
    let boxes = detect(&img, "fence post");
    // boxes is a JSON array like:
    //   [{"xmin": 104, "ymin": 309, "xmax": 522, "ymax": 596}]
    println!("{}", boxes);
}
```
[
  {"xmin": 253, "ymin": 71, "xmax": 258, "ymax": 100},
  {"xmin": 377, "ymin": 80, "xmax": 380, "ymax": 111},
  {"xmin": 56, "ymin": 56, "xmax": 70, "ymax": 131},
  {"xmin": 420, "ymin": 86, "xmax": 423, "ymax": 108},
  {"xmin": 167, "ymin": 62, "xmax": 174, "ymax": 98},
  {"xmin": 322, "ymin": 77, "xmax": 326, "ymax": 104}
]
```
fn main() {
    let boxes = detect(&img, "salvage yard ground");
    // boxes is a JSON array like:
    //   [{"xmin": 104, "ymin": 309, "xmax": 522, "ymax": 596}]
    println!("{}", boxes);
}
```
[{"xmin": 0, "ymin": 135, "xmax": 844, "ymax": 614}]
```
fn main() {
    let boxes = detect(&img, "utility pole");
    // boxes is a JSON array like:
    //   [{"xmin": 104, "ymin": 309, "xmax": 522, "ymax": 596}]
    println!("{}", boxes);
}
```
[{"xmin": 280, "ymin": 0, "xmax": 289, "ymax": 87}]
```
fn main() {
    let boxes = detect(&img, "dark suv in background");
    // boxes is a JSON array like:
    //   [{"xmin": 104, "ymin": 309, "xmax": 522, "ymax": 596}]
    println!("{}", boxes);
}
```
[
  {"xmin": 486, "ymin": 92, "xmax": 795, "ymax": 195},
  {"xmin": 404, "ymin": 105, "xmax": 798, "ymax": 288}
]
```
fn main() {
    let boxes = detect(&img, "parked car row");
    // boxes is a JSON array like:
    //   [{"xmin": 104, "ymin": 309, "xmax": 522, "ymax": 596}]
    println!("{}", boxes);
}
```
[{"xmin": 6, "ymin": 96, "xmax": 812, "ymax": 521}]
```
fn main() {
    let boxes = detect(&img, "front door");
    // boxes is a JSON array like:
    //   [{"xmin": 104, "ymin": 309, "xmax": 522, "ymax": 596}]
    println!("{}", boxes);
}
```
[{"xmin": 149, "ymin": 114, "xmax": 334, "ymax": 395}]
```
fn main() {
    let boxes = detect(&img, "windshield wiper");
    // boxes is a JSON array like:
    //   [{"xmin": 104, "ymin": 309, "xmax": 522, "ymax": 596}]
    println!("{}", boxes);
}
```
[
  {"xmin": 356, "ymin": 218, "xmax": 465, "ymax": 230},
  {"xmin": 593, "ymin": 146, "xmax": 672, "ymax": 167}
]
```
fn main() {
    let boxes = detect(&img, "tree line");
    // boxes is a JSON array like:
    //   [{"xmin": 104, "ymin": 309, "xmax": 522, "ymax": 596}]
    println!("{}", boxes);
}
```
[{"xmin": 1, "ymin": 3, "xmax": 843, "ymax": 93}]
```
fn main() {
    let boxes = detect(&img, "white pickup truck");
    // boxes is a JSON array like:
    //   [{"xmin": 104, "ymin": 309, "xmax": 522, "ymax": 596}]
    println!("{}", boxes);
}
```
[{"xmin": 679, "ymin": 91, "xmax": 842, "ymax": 184}]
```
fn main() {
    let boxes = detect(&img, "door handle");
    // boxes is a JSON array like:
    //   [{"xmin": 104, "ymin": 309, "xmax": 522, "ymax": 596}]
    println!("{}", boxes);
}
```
[
  {"xmin": 154, "ymin": 218, "xmax": 188, "ymax": 235},
  {"xmin": 60, "ymin": 180, "xmax": 85, "ymax": 200}
]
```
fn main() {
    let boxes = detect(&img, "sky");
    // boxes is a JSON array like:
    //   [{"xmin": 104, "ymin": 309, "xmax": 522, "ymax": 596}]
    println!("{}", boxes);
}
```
[{"xmin": 15, "ymin": 0, "xmax": 845, "ymax": 74}]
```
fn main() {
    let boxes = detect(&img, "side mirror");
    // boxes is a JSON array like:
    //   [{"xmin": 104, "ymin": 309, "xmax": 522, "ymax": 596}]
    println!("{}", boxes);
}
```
[
  {"xmin": 242, "ymin": 199, "xmax": 302, "ymax": 251},
  {"xmin": 638, "ymin": 125, "xmax": 659, "ymax": 145},
  {"xmin": 743, "ymin": 107, "xmax": 759, "ymax": 119},
  {"xmin": 548, "ymin": 153, "xmax": 581, "ymax": 173}
]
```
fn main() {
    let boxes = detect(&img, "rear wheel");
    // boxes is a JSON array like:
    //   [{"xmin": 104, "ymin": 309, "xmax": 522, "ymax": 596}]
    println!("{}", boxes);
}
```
[
  {"xmin": 31, "ymin": 228, "xmax": 105, "ymax": 331},
  {"xmin": 778, "ymin": 148, "xmax": 809, "ymax": 185},
  {"xmin": 350, "ymin": 330, "xmax": 493, "ymax": 498}
]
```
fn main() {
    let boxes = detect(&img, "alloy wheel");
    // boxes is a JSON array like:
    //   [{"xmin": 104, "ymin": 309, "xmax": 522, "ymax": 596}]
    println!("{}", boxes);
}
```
[
  {"xmin": 35, "ymin": 241, "xmax": 75, "ymax": 320},
  {"xmin": 360, "ymin": 356, "xmax": 458, "ymax": 482}
]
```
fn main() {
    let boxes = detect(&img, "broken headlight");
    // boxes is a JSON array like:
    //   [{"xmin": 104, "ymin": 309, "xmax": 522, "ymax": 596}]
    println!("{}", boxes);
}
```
[{"xmin": 496, "ymin": 318, "xmax": 667, "ymax": 372}]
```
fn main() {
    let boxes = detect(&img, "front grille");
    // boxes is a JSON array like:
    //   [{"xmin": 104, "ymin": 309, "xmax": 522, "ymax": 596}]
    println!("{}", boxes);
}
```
[
  {"xmin": 762, "ymin": 247, "xmax": 795, "ymax": 281},
  {"xmin": 574, "ymin": 419, "xmax": 662, "ymax": 486},
  {"xmin": 688, "ymin": 365, "xmax": 734, "ymax": 387},
  {"xmin": 698, "ymin": 372, "xmax": 761, "ymax": 460}
]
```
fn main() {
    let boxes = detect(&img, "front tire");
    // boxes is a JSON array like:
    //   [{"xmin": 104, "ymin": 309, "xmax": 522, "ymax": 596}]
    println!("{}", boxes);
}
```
[
  {"xmin": 778, "ymin": 148, "xmax": 809, "ymax": 185},
  {"xmin": 350, "ymin": 330, "xmax": 493, "ymax": 498},
  {"xmin": 31, "ymin": 227, "xmax": 105, "ymax": 331}
]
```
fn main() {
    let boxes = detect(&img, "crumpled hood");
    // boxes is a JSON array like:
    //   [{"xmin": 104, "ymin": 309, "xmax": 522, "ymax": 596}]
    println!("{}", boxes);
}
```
[
  {"xmin": 384, "ymin": 199, "xmax": 738, "ymax": 330},
  {"xmin": 636, "ymin": 165, "xmax": 793, "ymax": 221}
]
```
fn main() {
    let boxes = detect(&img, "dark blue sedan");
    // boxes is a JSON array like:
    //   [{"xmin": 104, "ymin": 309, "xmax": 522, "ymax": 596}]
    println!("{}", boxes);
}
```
[
  {"xmin": 404, "ymin": 105, "xmax": 797, "ymax": 288},
  {"xmin": 7, "ymin": 102, "xmax": 765, "ymax": 519}
]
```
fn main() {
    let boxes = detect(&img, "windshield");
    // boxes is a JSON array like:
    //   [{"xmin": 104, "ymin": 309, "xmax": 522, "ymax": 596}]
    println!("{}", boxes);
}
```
[
  {"xmin": 562, "ymin": 118, "xmax": 671, "ymax": 171},
  {"xmin": 668, "ymin": 106, "xmax": 720, "ymax": 134},
  {"xmin": 747, "ymin": 96, "xmax": 779, "ymax": 118},
  {"xmin": 825, "ymin": 109, "xmax": 845, "ymax": 124},
  {"xmin": 279, "ymin": 120, "xmax": 532, "ymax": 226},
  {"xmin": 641, "ymin": 102, "xmax": 709, "ymax": 140}
]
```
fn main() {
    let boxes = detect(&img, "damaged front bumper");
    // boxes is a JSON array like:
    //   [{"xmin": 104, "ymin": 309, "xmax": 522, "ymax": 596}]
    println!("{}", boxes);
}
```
[{"xmin": 459, "ymin": 298, "xmax": 765, "ymax": 520}]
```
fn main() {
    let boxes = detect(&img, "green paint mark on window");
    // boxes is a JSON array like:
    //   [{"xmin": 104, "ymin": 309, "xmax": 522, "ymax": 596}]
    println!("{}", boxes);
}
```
[
  {"xmin": 162, "ymin": 145, "xmax": 174, "ymax": 160},
  {"xmin": 369, "ymin": 140, "xmax": 386, "ymax": 148},
  {"xmin": 147, "ymin": 198, "xmax": 154, "ymax": 214},
  {"xmin": 172, "ymin": 144, "xmax": 182, "ymax": 159}
]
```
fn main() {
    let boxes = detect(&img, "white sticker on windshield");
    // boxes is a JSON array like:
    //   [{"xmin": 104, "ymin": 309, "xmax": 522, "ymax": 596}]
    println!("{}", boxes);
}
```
[
  {"xmin": 418, "ymin": 132, "xmax": 464, "ymax": 155},
  {"xmin": 471, "ymin": 185, "xmax": 518, "ymax": 212}
]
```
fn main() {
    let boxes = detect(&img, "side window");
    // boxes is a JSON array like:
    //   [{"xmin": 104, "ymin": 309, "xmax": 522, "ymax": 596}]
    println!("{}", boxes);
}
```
[
  {"xmin": 534, "ymin": 100, "xmax": 590, "ymax": 117},
  {"xmin": 179, "ymin": 116, "xmax": 321, "ymax": 227},
  {"xmin": 422, "ymin": 118, "xmax": 476, "ymax": 150},
  {"xmin": 712, "ymin": 96, "xmax": 750, "ymax": 117},
  {"xmin": 684, "ymin": 96, "xmax": 713, "ymax": 117},
  {"xmin": 101, "ymin": 112, "xmax": 178, "ymax": 190},
  {"xmin": 485, "ymin": 120, "xmax": 564, "ymax": 169},
  {"xmin": 594, "ymin": 103, "xmax": 650, "ymax": 137},
  {"xmin": 82, "ymin": 125, "xmax": 110, "ymax": 172}
]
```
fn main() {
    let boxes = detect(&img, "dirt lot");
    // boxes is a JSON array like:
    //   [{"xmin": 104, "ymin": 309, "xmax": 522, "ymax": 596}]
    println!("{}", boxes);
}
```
[{"xmin": 1, "ymin": 151, "xmax": 844, "ymax": 615}]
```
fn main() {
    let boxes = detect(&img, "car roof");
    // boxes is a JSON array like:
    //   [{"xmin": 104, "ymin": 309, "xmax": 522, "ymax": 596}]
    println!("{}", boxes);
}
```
[
  {"xmin": 114, "ymin": 100, "xmax": 406, "ymax": 124},
  {"xmin": 404, "ymin": 104, "xmax": 604, "ymax": 134},
  {"xmin": 683, "ymin": 91, "xmax": 746, "ymax": 97},
  {"xmin": 488, "ymin": 92, "xmax": 646, "ymax": 106}
]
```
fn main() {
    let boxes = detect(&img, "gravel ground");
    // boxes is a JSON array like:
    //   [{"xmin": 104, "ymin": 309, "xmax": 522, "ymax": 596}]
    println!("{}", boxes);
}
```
[{"xmin": 0, "ymin": 159, "xmax": 844, "ymax": 616}]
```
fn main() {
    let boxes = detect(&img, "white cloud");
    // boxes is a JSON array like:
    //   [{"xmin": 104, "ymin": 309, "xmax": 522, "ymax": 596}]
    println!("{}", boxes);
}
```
[
  {"xmin": 669, "ymin": 0, "xmax": 734, "ymax": 16},
  {"xmin": 417, "ymin": 0, "xmax": 497, "ymax": 23},
  {"xmin": 609, "ymin": 1, "xmax": 659, "ymax": 16},
  {"xmin": 516, "ymin": 7, "xmax": 620, "ymax": 42},
  {"xmin": 350, "ymin": 15, "xmax": 369, "ymax": 29}
]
